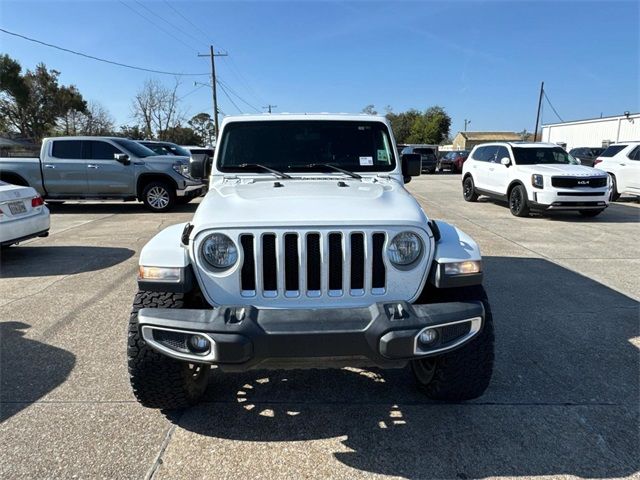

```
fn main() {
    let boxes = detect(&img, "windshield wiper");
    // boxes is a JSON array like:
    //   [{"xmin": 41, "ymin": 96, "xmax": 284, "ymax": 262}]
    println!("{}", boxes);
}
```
[
  {"xmin": 237, "ymin": 163, "xmax": 292, "ymax": 179},
  {"xmin": 298, "ymin": 163, "xmax": 362, "ymax": 179}
]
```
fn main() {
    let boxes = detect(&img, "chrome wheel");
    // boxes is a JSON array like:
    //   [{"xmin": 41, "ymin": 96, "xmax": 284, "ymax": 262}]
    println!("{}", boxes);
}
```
[{"xmin": 147, "ymin": 186, "xmax": 170, "ymax": 210}]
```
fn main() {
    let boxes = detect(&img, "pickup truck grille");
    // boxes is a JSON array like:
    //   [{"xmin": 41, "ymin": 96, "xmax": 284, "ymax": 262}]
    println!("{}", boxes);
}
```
[
  {"xmin": 239, "ymin": 231, "xmax": 387, "ymax": 298},
  {"xmin": 551, "ymin": 176, "xmax": 607, "ymax": 188}
]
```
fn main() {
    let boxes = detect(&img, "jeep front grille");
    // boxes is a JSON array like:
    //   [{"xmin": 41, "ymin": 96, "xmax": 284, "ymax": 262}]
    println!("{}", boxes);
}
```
[{"xmin": 239, "ymin": 231, "xmax": 387, "ymax": 298}]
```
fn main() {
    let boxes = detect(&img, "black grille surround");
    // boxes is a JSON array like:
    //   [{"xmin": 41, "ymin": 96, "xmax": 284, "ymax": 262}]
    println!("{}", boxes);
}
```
[{"xmin": 551, "ymin": 176, "xmax": 607, "ymax": 188}]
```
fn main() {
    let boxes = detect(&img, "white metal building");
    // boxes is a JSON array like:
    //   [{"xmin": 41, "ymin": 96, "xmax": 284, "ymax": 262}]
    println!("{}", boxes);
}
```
[{"xmin": 541, "ymin": 113, "xmax": 640, "ymax": 151}]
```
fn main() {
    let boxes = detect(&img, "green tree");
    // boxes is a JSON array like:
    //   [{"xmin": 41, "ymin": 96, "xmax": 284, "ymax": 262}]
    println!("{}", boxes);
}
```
[
  {"xmin": 163, "ymin": 125, "xmax": 201, "ymax": 145},
  {"xmin": 361, "ymin": 104, "xmax": 378, "ymax": 115},
  {"xmin": 386, "ymin": 108, "xmax": 421, "ymax": 144},
  {"xmin": 406, "ymin": 106, "xmax": 451, "ymax": 144},
  {"xmin": 188, "ymin": 113, "xmax": 214, "ymax": 145},
  {"xmin": 0, "ymin": 54, "xmax": 87, "ymax": 141},
  {"xmin": 118, "ymin": 124, "xmax": 145, "ymax": 140}
]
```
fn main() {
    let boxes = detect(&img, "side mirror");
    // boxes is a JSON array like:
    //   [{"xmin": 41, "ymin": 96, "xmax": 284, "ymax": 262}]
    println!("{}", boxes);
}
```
[
  {"xmin": 401, "ymin": 153, "xmax": 421, "ymax": 183},
  {"xmin": 189, "ymin": 153, "xmax": 208, "ymax": 179},
  {"xmin": 114, "ymin": 153, "xmax": 130, "ymax": 165},
  {"xmin": 500, "ymin": 157, "xmax": 511, "ymax": 167}
]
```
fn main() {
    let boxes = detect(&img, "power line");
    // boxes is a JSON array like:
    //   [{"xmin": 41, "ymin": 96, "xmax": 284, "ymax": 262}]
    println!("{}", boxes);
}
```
[
  {"xmin": 0, "ymin": 27, "xmax": 208, "ymax": 76},
  {"xmin": 134, "ymin": 0, "xmax": 205, "ymax": 48},
  {"xmin": 119, "ymin": 1, "xmax": 198, "ymax": 53},
  {"xmin": 217, "ymin": 78, "xmax": 262, "ymax": 113},
  {"xmin": 543, "ymin": 91, "xmax": 564, "ymax": 123},
  {"xmin": 178, "ymin": 84, "xmax": 207, "ymax": 101},
  {"xmin": 217, "ymin": 81, "xmax": 243, "ymax": 114},
  {"xmin": 162, "ymin": 0, "xmax": 215, "ymax": 46}
]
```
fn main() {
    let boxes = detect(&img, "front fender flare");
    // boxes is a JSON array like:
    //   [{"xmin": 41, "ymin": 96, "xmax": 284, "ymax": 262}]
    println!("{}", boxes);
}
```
[{"xmin": 428, "ymin": 220, "xmax": 482, "ymax": 288}]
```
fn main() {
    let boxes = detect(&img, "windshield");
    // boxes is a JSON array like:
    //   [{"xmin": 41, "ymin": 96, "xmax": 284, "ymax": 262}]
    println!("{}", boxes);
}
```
[
  {"xmin": 113, "ymin": 139, "xmax": 156, "ymax": 158},
  {"xmin": 164, "ymin": 143, "xmax": 191, "ymax": 156},
  {"xmin": 512, "ymin": 147, "xmax": 580, "ymax": 165},
  {"xmin": 217, "ymin": 121, "xmax": 396, "ymax": 173}
]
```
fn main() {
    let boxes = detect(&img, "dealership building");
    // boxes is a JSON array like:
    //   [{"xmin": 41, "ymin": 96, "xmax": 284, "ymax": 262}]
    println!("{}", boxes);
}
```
[{"xmin": 541, "ymin": 112, "xmax": 639, "ymax": 151}]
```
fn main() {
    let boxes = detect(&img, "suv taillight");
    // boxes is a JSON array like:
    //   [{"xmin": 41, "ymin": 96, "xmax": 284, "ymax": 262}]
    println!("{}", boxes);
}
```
[
  {"xmin": 593, "ymin": 159, "xmax": 603, "ymax": 167},
  {"xmin": 31, "ymin": 196, "xmax": 44, "ymax": 207}
]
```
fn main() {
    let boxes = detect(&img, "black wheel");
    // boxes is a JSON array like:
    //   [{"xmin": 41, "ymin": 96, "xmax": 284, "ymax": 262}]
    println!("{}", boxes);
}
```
[
  {"xmin": 579, "ymin": 209, "xmax": 605, "ymax": 217},
  {"xmin": 128, "ymin": 291, "xmax": 210, "ymax": 410},
  {"xmin": 142, "ymin": 181, "xmax": 176, "ymax": 212},
  {"xmin": 462, "ymin": 176, "xmax": 478, "ymax": 202},
  {"xmin": 411, "ymin": 285, "xmax": 494, "ymax": 401},
  {"xmin": 509, "ymin": 185, "xmax": 530, "ymax": 217},
  {"xmin": 609, "ymin": 175, "xmax": 620, "ymax": 201}
]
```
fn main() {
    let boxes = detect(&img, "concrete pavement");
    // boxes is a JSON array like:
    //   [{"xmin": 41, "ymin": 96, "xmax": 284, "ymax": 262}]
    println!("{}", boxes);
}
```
[{"xmin": 1, "ymin": 175, "xmax": 638, "ymax": 479}]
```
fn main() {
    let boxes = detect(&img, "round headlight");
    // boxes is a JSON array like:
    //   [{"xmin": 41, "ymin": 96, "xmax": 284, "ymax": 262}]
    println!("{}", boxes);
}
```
[
  {"xmin": 387, "ymin": 231, "xmax": 422, "ymax": 266},
  {"xmin": 201, "ymin": 233, "xmax": 238, "ymax": 270}
]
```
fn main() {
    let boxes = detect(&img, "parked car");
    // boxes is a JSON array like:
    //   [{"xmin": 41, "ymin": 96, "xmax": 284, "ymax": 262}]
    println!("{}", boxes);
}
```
[
  {"xmin": 438, "ymin": 150, "xmax": 470, "ymax": 173},
  {"xmin": 593, "ymin": 142, "xmax": 640, "ymax": 200},
  {"xmin": 462, "ymin": 142, "xmax": 610, "ymax": 217},
  {"xmin": 182, "ymin": 146, "xmax": 215, "ymax": 182},
  {"xmin": 127, "ymin": 114, "xmax": 494, "ymax": 409},
  {"xmin": 401, "ymin": 145, "xmax": 438, "ymax": 173},
  {"xmin": 568, "ymin": 147, "xmax": 604, "ymax": 167},
  {"xmin": 0, "ymin": 137, "xmax": 205, "ymax": 212},
  {"xmin": 138, "ymin": 140, "xmax": 192, "ymax": 157},
  {"xmin": 0, "ymin": 181, "xmax": 50, "ymax": 247}
]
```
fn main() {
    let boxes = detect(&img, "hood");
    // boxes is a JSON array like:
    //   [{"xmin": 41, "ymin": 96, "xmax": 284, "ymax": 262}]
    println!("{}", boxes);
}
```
[
  {"xmin": 517, "ymin": 164, "xmax": 607, "ymax": 177},
  {"xmin": 191, "ymin": 177, "xmax": 428, "ymax": 231}
]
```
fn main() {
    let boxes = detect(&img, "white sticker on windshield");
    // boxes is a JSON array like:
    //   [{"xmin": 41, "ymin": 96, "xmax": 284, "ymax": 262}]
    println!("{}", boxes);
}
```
[
  {"xmin": 359, "ymin": 156, "xmax": 373, "ymax": 166},
  {"xmin": 377, "ymin": 150, "xmax": 388, "ymax": 161}
]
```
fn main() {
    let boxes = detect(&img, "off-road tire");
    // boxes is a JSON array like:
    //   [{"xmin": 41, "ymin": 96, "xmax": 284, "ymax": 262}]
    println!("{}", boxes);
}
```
[
  {"xmin": 509, "ymin": 184, "xmax": 530, "ymax": 217},
  {"xmin": 579, "ymin": 208, "xmax": 605, "ymax": 218},
  {"xmin": 128, "ymin": 290, "xmax": 210, "ymax": 410},
  {"xmin": 411, "ymin": 284, "xmax": 494, "ymax": 401},
  {"xmin": 609, "ymin": 175, "xmax": 620, "ymax": 201},
  {"xmin": 462, "ymin": 176, "xmax": 478, "ymax": 202},
  {"xmin": 142, "ymin": 181, "xmax": 176, "ymax": 212}
]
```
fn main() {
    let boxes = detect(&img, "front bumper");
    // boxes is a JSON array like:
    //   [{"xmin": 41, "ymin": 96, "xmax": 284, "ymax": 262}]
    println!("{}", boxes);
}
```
[
  {"xmin": 531, "ymin": 189, "xmax": 609, "ymax": 211},
  {"xmin": 176, "ymin": 183, "xmax": 206, "ymax": 198},
  {"xmin": 137, "ymin": 301, "xmax": 484, "ymax": 370}
]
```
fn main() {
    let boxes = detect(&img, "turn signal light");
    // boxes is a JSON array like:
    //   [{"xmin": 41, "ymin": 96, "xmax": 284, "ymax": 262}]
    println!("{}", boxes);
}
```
[{"xmin": 31, "ymin": 196, "xmax": 44, "ymax": 207}]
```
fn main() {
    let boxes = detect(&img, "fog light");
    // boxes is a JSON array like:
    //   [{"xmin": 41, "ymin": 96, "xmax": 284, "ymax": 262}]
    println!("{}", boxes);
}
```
[
  {"xmin": 188, "ymin": 334, "xmax": 210, "ymax": 353},
  {"xmin": 418, "ymin": 328, "xmax": 438, "ymax": 346}
]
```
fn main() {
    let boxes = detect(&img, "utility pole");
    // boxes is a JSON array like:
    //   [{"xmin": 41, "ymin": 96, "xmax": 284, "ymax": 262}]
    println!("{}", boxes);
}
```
[
  {"xmin": 464, "ymin": 119, "xmax": 471, "ymax": 131},
  {"xmin": 263, "ymin": 104, "xmax": 277, "ymax": 114},
  {"xmin": 198, "ymin": 45, "xmax": 227, "ymax": 140},
  {"xmin": 533, "ymin": 81, "xmax": 544, "ymax": 142}
]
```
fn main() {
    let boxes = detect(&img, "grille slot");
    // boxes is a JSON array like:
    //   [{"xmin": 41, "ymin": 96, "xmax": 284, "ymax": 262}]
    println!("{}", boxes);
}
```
[
  {"xmin": 551, "ymin": 176, "xmax": 607, "ymax": 188},
  {"xmin": 306, "ymin": 234, "xmax": 321, "ymax": 292},
  {"xmin": 240, "ymin": 235, "xmax": 255, "ymax": 292},
  {"xmin": 262, "ymin": 234, "xmax": 277, "ymax": 292},
  {"xmin": 372, "ymin": 233, "xmax": 386, "ymax": 290},
  {"xmin": 328, "ymin": 233, "xmax": 343, "ymax": 292},
  {"xmin": 350, "ymin": 233, "xmax": 365, "ymax": 291},
  {"xmin": 284, "ymin": 233, "xmax": 299, "ymax": 292},
  {"xmin": 440, "ymin": 322, "xmax": 472, "ymax": 344},
  {"xmin": 153, "ymin": 330, "xmax": 189, "ymax": 353}
]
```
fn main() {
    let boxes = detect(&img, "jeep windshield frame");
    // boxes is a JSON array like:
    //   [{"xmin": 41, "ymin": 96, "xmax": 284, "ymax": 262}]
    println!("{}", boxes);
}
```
[{"xmin": 216, "ymin": 120, "xmax": 397, "ymax": 174}]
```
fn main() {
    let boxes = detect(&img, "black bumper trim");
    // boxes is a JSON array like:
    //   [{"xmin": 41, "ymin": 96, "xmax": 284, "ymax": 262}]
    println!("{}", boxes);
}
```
[
  {"xmin": 1, "ymin": 229, "xmax": 49, "ymax": 246},
  {"xmin": 137, "ymin": 301, "xmax": 485, "ymax": 369}
]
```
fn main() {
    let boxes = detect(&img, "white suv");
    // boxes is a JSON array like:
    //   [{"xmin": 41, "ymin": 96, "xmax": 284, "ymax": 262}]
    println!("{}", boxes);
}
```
[
  {"xmin": 462, "ymin": 142, "xmax": 610, "ymax": 217},
  {"xmin": 593, "ymin": 142, "xmax": 640, "ymax": 200}
]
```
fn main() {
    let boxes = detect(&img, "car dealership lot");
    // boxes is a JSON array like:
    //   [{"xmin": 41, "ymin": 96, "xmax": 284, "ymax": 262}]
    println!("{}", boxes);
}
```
[{"xmin": 1, "ymin": 175, "xmax": 638, "ymax": 479}]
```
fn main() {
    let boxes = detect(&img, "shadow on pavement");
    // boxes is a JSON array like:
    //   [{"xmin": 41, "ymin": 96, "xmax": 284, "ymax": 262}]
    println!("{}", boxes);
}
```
[
  {"xmin": 176, "ymin": 256, "xmax": 639, "ymax": 478},
  {"xmin": 46, "ymin": 201, "xmax": 199, "ymax": 215},
  {"xmin": 0, "ymin": 322, "xmax": 75, "ymax": 422},
  {"xmin": 0, "ymin": 246, "xmax": 134, "ymax": 278}
]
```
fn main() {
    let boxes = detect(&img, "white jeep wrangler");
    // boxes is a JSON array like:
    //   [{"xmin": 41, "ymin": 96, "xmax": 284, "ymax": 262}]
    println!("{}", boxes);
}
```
[{"xmin": 128, "ymin": 114, "xmax": 494, "ymax": 409}]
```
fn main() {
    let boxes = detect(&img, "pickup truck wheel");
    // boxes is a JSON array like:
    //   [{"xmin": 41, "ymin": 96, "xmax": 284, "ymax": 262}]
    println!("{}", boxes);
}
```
[
  {"xmin": 509, "ymin": 185, "xmax": 530, "ymax": 217},
  {"xmin": 128, "ymin": 290, "xmax": 210, "ymax": 410},
  {"xmin": 142, "ymin": 181, "xmax": 176, "ymax": 212},
  {"xmin": 462, "ymin": 176, "xmax": 478, "ymax": 202},
  {"xmin": 411, "ymin": 285, "xmax": 494, "ymax": 401}
]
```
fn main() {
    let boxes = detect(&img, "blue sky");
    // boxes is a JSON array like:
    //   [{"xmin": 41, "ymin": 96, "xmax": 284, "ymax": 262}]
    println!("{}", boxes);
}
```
[{"xmin": 1, "ymin": 0, "xmax": 638, "ymax": 134}]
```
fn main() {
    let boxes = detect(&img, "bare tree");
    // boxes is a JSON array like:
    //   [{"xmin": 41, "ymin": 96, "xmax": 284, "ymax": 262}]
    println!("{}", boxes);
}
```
[
  {"xmin": 131, "ymin": 78, "xmax": 184, "ymax": 139},
  {"xmin": 57, "ymin": 101, "xmax": 114, "ymax": 136}
]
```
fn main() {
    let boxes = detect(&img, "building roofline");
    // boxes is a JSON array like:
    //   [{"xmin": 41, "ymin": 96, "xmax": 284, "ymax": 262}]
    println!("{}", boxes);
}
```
[{"xmin": 542, "ymin": 112, "xmax": 640, "ymax": 127}]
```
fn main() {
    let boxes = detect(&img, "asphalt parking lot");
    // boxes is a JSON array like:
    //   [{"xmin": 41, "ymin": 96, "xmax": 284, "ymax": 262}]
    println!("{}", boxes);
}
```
[{"xmin": 1, "ymin": 174, "xmax": 638, "ymax": 480}]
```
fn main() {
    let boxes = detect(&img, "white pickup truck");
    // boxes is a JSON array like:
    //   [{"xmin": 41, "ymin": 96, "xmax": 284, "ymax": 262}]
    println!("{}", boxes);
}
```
[
  {"xmin": 128, "ymin": 114, "xmax": 494, "ymax": 409},
  {"xmin": 0, "ymin": 136, "xmax": 205, "ymax": 212}
]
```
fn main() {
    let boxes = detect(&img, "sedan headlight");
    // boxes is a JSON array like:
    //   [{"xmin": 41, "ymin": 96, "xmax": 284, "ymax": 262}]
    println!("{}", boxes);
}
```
[
  {"xmin": 387, "ymin": 231, "xmax": 422, "ymax": 266},
  {"xmin": 173, "ymin": 163, "xmax": 190, "ymax": 178},
  {"xmin": 531, "ymin": 174, "xmax": 544, "ymax": 188},
  {"xmin": 201, "ymin": 233, "xmax": 238, "ymax": 270}
]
